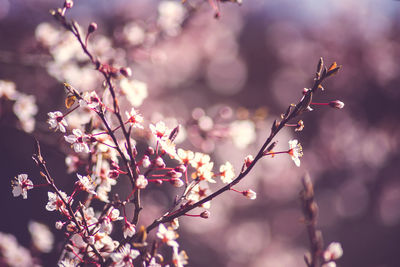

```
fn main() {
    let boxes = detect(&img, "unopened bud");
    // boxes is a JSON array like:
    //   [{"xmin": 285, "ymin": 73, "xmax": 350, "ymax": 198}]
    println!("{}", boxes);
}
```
[
  {"xmin": 64, "ymin": 0, "xmax": 73, "ymax": 9},
  {"xmin": 66, "ymin": 222, "xmax": 77, "ymax": 232},
  {"xmin": 200, "ymin": 210, "xmax": 210, "ymax": 219},
  {"xmin": 155, "ymin": 157, "xmax": 166, "ymax": 168},
  {"xmin": 170, "ymin": 178, "xmax": 184, "ymax": 188},
  {"xmin": 329, "ymin": 100, "xmax": 345, "ymax": 109},
  {"xmin": 322, "ymin": 262, "xmax": 336, "ymax": 267},
  {"xmin": 146, "ymin": 146, "xmax": 155, "ymax": 155},
  {"xmin": 244, "ymin": 155, "xmax": 254, "ymax": 168},
  {"xmin": 136, "ymin": 175, "xmax": 148, "ymax": 189},
  {"xmin": 119, "ymin": 67, "xmax": 132, "ymax": 78},
  {"xmin": 65, "ymin": 244, "xmax": 74, "ymax": 252},
  {"xmin": 55, "ymin": 221, "xmax": 64, "ymax": 230},
  {"xmin": 131, "ymin": 145, "xmax": 138, "ymax": 157},
  {"xmin": 243, "ymin": 189, "xmax": 257, "ymax": 200},
  {"xmin": 175, "ymin": 165, "xmax": 186, "ymax": 173},
  {"xmin": 323, "ymin": 242, "xmax": 343, "ymax": 261},
  {"xmin": 167, "ymin": 171, "xmax": 182, "ymax": 179},
  {"xmin": 88, "ymin": 22, "xmax": 97, "ymax": 34},
  {"xmin": 108, "ymin": 169, "xmax": 120, "ymax": 179},
  {"xmin": 141, "ymin": 155, "xmax": 151, "ymax": 168}
]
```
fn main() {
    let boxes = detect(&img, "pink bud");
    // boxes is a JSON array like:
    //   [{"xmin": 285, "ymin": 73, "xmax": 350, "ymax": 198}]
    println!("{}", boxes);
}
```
[
  {"xmin": 120, "ymin": 67, "xmax": 132, "ymax": 78},
  {"xmin": 329, "ymin": 100, "xmax": 345, "ymax": 109},
  {"xmin": 243, "ymin": 189, "xmax": 257, "ymax": 200},
  {"xmin": 64, "ymin": 0, "xmax": 73, "ymax": 9},
  {"xmin": 88, "ymin": 22, "xmax": 97, "ymax": 34},
  {"xmin": 170, "ymin": 178, "xmax": 184, "ymax": 188},
  {"xmin": 175, "ymin": 165, "xmax": 186, "ymax": 173},
  {"xmin": 200, "ymin": 210, "xmax": 210, "ymax": 219}
]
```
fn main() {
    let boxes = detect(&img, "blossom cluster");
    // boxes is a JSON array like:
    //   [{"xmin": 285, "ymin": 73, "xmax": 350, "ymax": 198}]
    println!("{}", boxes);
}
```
[
  {"xmin": 6, "ymin": 0, "xmax": 346, "ymax": 266},
  {"xmin": 0, "ymin": 80, "xmax": 38, "ymax": 133}
]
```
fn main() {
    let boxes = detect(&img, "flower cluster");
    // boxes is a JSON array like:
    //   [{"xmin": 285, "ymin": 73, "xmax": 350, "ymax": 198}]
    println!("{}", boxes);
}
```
[
  {"xmin": 0, "ymin": 80, "xmax": 38, "ymax": 133},
  {"xmin": 7, "ymin": 1, "xmax": 346, "ymax": 266}
]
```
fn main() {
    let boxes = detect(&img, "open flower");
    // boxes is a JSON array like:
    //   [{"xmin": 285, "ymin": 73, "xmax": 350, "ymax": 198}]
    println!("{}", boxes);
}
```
[
  {"xmin": 47, "ymin": 111, "xmax": 68, "ymax": 133},
  {"xmin": 219, "ymin": 161, "xmax": 235, "ymax": 184},
  {"xmin": 125, "ymin": 108, "xmax": 144, "ymax": 129},
  {"xmin": 186, "ymin": 183, "xmax": 211, "ymax": 209},
  {"xmin": 173, "ymin": 246, "xmax": 188, "ymax": 267},
  {"xmin": 176, "ymin": 149, "xmax": 194, "ymax": 166},
  {"xmin": 64, "ymin": 129, "xmax": 90, "ymax": 153},
  {"xmin": 110, "ymin": 243, "xmax": 140, "ymax": 267},
  {"xmin": 150, "ymin": 121, "xmax": 170, "ymax": 142},
  {"xmin": 288, "ymin": 139, "xmax": 303, "ymax": 167},
  {"xmin": 100, "ymin": 208, "xmax": 123, "ymax": 234},
  {"xmin": 80, "ymin": 91, "xmax": 102, "ymax": 109},
  {"xmin": 157, "ymin": 224, "xmax": 179, "ymax": 248},
  {"xmin": 123, "ymin": 221, "xmax": 136, "ymax": 238},
  {"xmin": 192, "ymin": 163, "xmax": 215, "ymax": 183},
  {"xmin": 76, "ymin": 174, "xmax": 97, "ymax": 195},
  {"xmin": 11, "ymin": 174, "xmax": 33, "ymax": 199},
  {"xmin": 46, "ymin": 191, "xmax": 70, "ymax": 214}
]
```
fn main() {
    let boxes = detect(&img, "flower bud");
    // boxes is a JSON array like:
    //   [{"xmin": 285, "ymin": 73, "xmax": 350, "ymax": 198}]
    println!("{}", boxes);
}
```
[
  {"xmin": 243, "ymin": 189, "xmax": 257, "ymax": 200},
  {"xmin": 244, "ymin": 155, "xmax": 254, "ymax": 168},
  {"xmin": 136, "ymin": 175, "xmax": 148, "ymax": 189},
  {"xmin": 200, "ymin": 210, "xmax": 210, "ymax": 219},
  {"xmin": 323, "ymin": 242, "xmax": 343, "ymax": 261},
  {"xmin": 55, "ymin": 221, "xmax": 64, "ymax": 230},
  {"xmin": 167, "ymin": 171, "xmax": 182, "ymax": 179},
  {"xmin": 170, "ymin": 178, "xmax": 184, "ymax": 188},
  {"xmin": 108, "ymin": 169, "xmax": 120, "ymax": 179},
  {"xmin": 120, "ymin": 67, "xmax": 132, "ymax": 78},
  {"xmin": 329, "ymin": 100, "xmax": 345, "ymax": 109},
  {"xmin": 155, "ymin": 157, "xmax": 166, "ymax": 168},
  {"xmin": 64, "ymin": 0, "xmax": 73, "ymax": 9},
  {"xmin": 66, "ymin": 222, "xmax": 77, "ymax": 232},
  {"xmin": 175, "ymin": 165, "xmax": 186, "ymax": 173},
  {"xmin": 322, "ymin": 262, "xmax": 336, "ymax": 267},
  {"xmin": 141, "ymin": 155, "xmax": 151, "ymax": 168},
  {"xmin": 147, "ymin": 146, "xmax": 155, "ymax": 155},
  {"xmin": 88, "ymin": 22, "xmax": 97, "ymax": 34},
  {"xmin": 65, "ymin": 244, "xmax": 74, "ymax": 252}
]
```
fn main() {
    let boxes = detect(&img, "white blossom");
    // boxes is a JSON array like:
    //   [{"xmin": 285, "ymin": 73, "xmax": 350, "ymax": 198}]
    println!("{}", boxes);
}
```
[
  {"xmin": 11, "ymin": 174, "xmax": 33, "ymax": 199},
  {"xmin": 110, "ymin": 244, "xmax": 140, "ymax": 267},
  {"xmin": 323, "ymin": 242, "xmax": 343, "ymax": 261},
  {"xmin": 136, "ymin": 175, "xmax": 148, "ymax": 189},
  {"xmin": 47, "ymin": 111, "xmax": 68, "ymax": 133},
  {"xmin": 288, "ymin": 139, "xmax": 303, "ymax": 167},
  {"xmin": 120, "ymin": 79, "xmax": 148, "ymax": 107},
  {"xmin": 64, "ymin": 129, "xmax": 90, "ymax": 153},
  {"xmin": 76, "ymin": 174, "xmax": 97, "ymax": 195},
  {"xmin": 157, "ymin": 224, "xmax": 179, "ymax": 248},
  {"xmin": 28, "ymin": 221, "xmax": 54, "ymax": 253}
]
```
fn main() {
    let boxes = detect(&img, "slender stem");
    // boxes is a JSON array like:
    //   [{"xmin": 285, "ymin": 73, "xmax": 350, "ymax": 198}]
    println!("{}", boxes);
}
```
[{"xmin": 144, "ymin": 66, "xmax": 329, "ymax": 234}]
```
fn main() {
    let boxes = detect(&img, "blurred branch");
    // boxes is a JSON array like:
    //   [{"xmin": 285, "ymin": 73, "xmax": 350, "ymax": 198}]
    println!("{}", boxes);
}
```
[{"xmin": 300, "ymin": 174, "xmax": 324, "ymax": 267}]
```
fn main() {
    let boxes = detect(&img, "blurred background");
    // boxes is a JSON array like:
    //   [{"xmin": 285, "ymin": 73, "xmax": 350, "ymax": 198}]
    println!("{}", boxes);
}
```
[{"xmin": 1, "ymin": 0, "xmax": 400, "ymax": 266}]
